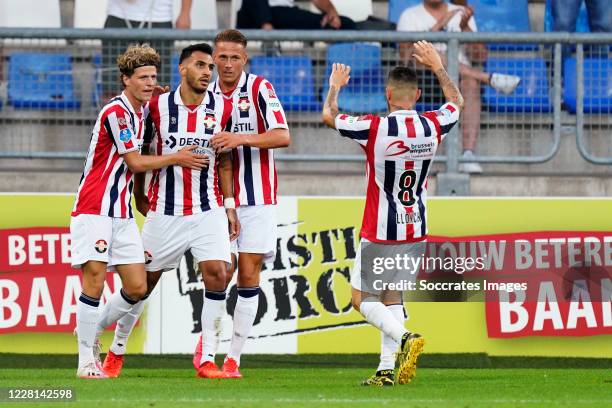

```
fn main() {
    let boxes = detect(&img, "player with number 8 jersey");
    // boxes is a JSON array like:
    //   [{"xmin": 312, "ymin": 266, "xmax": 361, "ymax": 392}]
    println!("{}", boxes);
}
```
[{"xmin": 323, "ymin": 41, "xmax": 465, "ymax": 387}]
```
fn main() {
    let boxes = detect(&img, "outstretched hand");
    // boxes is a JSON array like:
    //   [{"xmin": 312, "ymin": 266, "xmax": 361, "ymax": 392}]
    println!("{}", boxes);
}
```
[
  {"xmin": 329, "ymin": 63, "xmax": 351, "ymax": 89},
  {"xmin": 412, "ymin": 41, "xmax": 444, "ymax": 72}
]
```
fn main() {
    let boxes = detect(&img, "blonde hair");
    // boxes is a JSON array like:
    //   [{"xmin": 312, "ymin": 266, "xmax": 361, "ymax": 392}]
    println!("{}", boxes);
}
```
[{"xmin": 117, "ymin": 44, "xmax": 160, "ymax": 86}]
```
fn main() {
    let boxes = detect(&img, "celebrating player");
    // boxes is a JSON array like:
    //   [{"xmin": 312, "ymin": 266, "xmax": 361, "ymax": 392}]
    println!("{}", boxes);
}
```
[
  {"xmin": 99, "ymin": 43, "xmax": 240, "ymax": 379},
  {"xmin": 70, "ymin": 44, "xmax": 208, "ymax": 379},
  {"xmin": 191, "ymin": 29, "xmax": 291, "ymax": 378},
  {"xmin": 322, "ymin": 41, "xmax": 464, "ymax": 386}
]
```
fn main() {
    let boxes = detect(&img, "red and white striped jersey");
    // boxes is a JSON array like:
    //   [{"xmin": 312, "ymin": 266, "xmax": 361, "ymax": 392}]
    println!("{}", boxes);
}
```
[
  {"xmin": 72, "ymin": 92, "xmax": 145, "ymax": 218},
  {"xmin": 335, "ymin": 102, "xmax": 460, "ymax": 243},
  {"xmin": 144, "ymin": 87, "xmax": 232, "ymax": 216},
  {"xmin": 209, "ymin": 71, "xmax": 288, "ymax": 206}
]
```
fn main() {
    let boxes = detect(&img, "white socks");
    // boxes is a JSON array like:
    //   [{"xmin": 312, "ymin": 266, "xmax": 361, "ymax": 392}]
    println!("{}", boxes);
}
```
[
  {"xmin": 200, "ymin": 289, "xmax": 227, "ymax": 365},
  {"xmin": 95, "ymin": 289, "xmax": 137, "ymax": 340},
  {"xmin": 226, "ymin": 287, "xmax": 260, "ymax": 366},
  {"xmin": 377, "ymin": 304, "xmax": 406, "ymax": 371},
  {"xmin": 359, "ymin": 299, "xmax": 407, "ymax": 345},
  {"xmin": 110, "ymin": 298, "xmax": 147, "ymax": 355},
  {"xmin": 77, "ymin": 293, "xmax": 100, "ymax": 368}
]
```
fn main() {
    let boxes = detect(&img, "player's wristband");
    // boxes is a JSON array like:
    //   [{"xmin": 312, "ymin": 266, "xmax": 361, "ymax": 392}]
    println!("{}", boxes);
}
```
[{"xmin": 224, "ymin": 197, "xmax": 236, "ymax": 209}]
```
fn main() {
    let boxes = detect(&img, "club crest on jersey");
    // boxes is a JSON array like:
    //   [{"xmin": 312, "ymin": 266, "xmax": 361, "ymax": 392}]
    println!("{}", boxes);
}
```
[
  {"xmin": 119, "ymin": 128, "xmax": 133, "ymax": 142},
  {"xmin": 203, "ymin": 114, "xmax": 217, "ymax": 129},
  {"xmin": 237, "ymin": 97, "xmax": 250, "ymax": 112},
  {"xmin": 386, "ymin": 140, "xmax": 411, "ymax": 157},
  {"xmin": 118, "ymin": 117, "xmax": 127, "ymax": 126},
  {"xmin": 94, "ymin": 239, "xmax": 108, "ymax": 254},
  {"xmin": 144, "ymin": 250, "xmax": 153, "ymax": 265}
]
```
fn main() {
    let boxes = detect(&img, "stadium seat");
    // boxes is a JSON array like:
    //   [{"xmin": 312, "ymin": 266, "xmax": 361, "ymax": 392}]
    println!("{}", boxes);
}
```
[
  {"xmin": 483, "ymin": 58, "xmax": 552, "ymax": 113},
  {"xmin": 8, "ymin": 53, "xmax": 81, "ymax": 110},
  {"xmin": 563, "ymin": 58, "xmax": 612, "ymax": 114},
  {"xmin": 388, "ymin": 0, "xmax": 420, "ymax": 24},
  {"xmin": 469, "ymin": 0, "xmax": 535, "ymax": 51},
  {"xmin": 322, "ymin": 43, "xmax": 387, "ymax": 114},
  {"xmin": 544, "ymin": 0, "xmax": 590, "ymax": 32},
  {"xmin": 249, "ymin": 56, "xmax": 319, "ymax": 111}
]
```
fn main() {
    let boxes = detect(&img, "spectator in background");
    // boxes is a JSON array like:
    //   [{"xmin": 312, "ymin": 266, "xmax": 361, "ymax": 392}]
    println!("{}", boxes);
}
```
[
  {"xmin": 552, "ymin": 0, "xmax": 611, "ymax": 58},
  {"xmin": 237, "ymin": 0, "xmax": 356, "ymax": 30},
  {"xmin": 102, "ymin": 0, "xmax": 193, "ymax": 101},
  {"xmin": 552, "ymin": 0, "xmax": 612, "ymax": 33},
  {"xmin": 398, "ymin": 0, "xmax": 521, "ymax": 174}
]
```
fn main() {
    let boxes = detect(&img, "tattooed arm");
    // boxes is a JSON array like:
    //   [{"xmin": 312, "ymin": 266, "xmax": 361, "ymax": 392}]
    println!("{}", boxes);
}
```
[
  {"xmin": 433, "ymin": 66, "xmax": 465, "ymax": 110},
  {"xmin": 322, "ymin": 63, "xmax": 351, "ymax": 129},
  {"xmin": 412, "ymin": 40, "xmax": 465, "ymax": 110}
]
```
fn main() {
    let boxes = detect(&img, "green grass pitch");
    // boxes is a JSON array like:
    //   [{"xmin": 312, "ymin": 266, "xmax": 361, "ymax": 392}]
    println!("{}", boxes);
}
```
[{"xmin": 0, "ymin": 354, "xmax": 610, "ymax": 407}]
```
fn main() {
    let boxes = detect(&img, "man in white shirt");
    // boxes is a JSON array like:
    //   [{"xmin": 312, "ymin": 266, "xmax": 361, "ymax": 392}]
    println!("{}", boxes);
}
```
[
  {"xmin": 237, "ymin": 0, "xmax": 355, "ymax": 30},
  {"xmin": 102, "ymin": 0, "xmax": 193, "ymax": 99},
  {"xmin": 397, "ymin": 0, "xmax": 521, "ymax": 173}
]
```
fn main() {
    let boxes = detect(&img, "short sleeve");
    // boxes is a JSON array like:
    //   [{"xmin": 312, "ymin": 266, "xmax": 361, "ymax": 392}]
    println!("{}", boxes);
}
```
[
  {"xmin": 335, "ymin": 114, "xmax": 375, "ymax": 147},
  {"xmin": 107, "ymin": 108, "xmax": 139, "ymax": 155},
  {"xmin": 422, "ymin": 102, "xmax": 461, "ymax": 143},
  {"xmin": 257, "ymin": 80, "xmax": 288, "ymax": 131}
]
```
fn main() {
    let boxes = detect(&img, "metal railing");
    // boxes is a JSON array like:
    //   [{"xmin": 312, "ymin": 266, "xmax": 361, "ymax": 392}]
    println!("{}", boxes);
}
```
[{"xmin": 0, "ymin": 28, "xmax": 610, "ymax": 169}]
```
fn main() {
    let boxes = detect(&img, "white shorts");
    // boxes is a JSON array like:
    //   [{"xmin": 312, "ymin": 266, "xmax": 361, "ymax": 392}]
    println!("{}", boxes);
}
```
[
  {"xmin": 142, "ymin": 208, "xmax": 231, "ymax": 272},
  {"xmin": 230, "ymin": 204, "xmax": 277, "ymax": 262},
  {"xmin": 351, "ymin": 238, "xmax": 426, "ymax": 293},
  {"xmin": 70, "ymin": 214, "xmax": 144, "ymax": 270}
]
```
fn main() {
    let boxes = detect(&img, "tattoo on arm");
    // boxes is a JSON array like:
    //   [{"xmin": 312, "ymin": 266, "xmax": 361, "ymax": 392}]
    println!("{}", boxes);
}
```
[
  {"xmin": 434, "ymin": 67, "xmax": 465, "ymax": 109},
  {"xmin": 323, "ymin": 85, "xmax": 340, "ymax": 128},
  {"xmin": 325, "ymin": 86, "xmax": 339, "ymax": 117}
]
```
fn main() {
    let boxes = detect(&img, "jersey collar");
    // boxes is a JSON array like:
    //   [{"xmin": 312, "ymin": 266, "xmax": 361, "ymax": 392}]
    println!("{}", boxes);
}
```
[
  {"xmin": 211, "ymin": 71, "xmax": 247, "ymax": 98},
  {"xmin": 388, "ymin": 109, "xmax": 417, "ymax": 116},
  {"xmin": 119, "ymin": 91, "xmax": 143, "ymax": 118},
  {"xmin": 172, "ymin": 85, "xmax": 206, "ymax": 112}
]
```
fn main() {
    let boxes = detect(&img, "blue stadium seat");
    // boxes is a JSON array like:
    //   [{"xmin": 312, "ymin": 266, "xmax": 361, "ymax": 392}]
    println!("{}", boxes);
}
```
[
  {"xmin": 563, "ymin": 58, "xmax": 612, "ymax": 114},
  {"xmin": 483, "ymin": 58, "xmax": 552, "ymax": 113},
  {"xmin": 8, "ymin": 53, "xmax": 80, "ymax": 109},
  {"xmin": 388, "ymin": 0, "xmax": 420, "ymax": 24},
  {"xmin": 322, "ymin": 43, "xmax": 387, "ymax": 114},
  {"xmin": 469, "ymin": 0, "xmax": 535, "ymax": 51},
  {"xmin": 544, "ymin": 0, "xmax": 590, "ymax": 32},
  {"xmin": 249, "ymin": 56, "xmax": 319, "ymax": 111}
]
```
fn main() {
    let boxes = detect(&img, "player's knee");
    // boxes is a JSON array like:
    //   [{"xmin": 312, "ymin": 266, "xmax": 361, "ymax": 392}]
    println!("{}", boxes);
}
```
[
  {"xmin": 205, "ymin": 265, "xmax": 226, "ymax": 284},
  {"xmin": 124, "ymin": 282, "xmax": 148, "ymax": 300}
]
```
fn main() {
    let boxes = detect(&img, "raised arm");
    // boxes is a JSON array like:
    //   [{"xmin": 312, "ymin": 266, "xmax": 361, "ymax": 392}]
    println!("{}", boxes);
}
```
[
  {"xmin": 322, "ymin": 63, "xmax": 351, "ymax": 129},
  {"xmin": 412, "ymin": 40, "xmax": 464, "ymax": 110}
]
